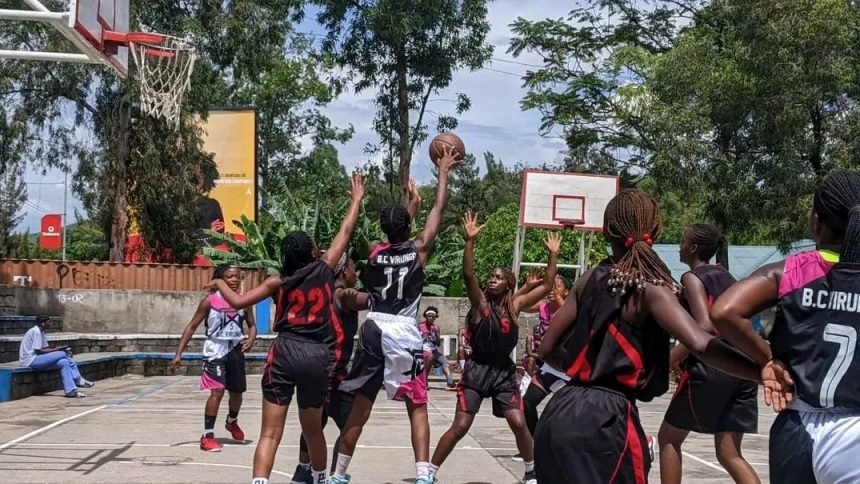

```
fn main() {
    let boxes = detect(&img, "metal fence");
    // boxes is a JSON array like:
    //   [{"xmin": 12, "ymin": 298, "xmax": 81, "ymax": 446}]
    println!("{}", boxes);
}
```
[{"xmin": 0, "ymin": 259, "xmax": 267, "ymax": 292}]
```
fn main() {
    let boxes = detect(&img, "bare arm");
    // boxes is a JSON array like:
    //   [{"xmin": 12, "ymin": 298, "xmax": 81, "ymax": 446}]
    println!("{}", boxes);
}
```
[
  {"xmin": 644, "ymin": 285, "xmax": 760, "ymax": 382},
  {"xmin": 711, "ymin": 262, "xmax": 783, "ymax": 366},
  {"xmin": 406, "ymin": 179, "xmax": 422, "ymax": 220},
  {"xmin": 526, "ymin": 334, "xmax": 539, "ymax": 358},
  {"xmin": 415, "ymin": 145, "xmax": 461, "ymax": 261},
  {"xmin": 322, "ymin": 173, "xmax": 365, "ymax": 269},
  {"xmin": 514, "ymin": 232, "xmax": 561, "ymax": 315},
  {"xmin": 210, "ymin": 276, "xmax": 281, "ymax": 309},
  {"xmin": 241, "ymin": 305, "xmax": 257, "ymax": 353},
  {"xmin": 516, "ymin": 269, "xmax": 542, "ymax": 302},
  {"xmin": 682, "ymin": 273, "xmax": 716, "ymax": 334},
  {"xmin": 461, "ymin": 212, "xmax": 487, "ymax": 311},
  {"xmin": 336, "ymin": 287, "xmax": 370, "ymax": 312},
  {"xmin": 171, "ymin": 297, "xmax": 211, "ymax": 367}
]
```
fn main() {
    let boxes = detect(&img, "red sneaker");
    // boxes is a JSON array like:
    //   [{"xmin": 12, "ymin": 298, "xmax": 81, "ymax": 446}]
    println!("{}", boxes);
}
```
[
  {"xmin": 225, "ymin": 421, "xmax": 245, "ymax": 441},
  {"xmin": 200, "ymin": 434, "xmax": 222, "ymax": 452}
]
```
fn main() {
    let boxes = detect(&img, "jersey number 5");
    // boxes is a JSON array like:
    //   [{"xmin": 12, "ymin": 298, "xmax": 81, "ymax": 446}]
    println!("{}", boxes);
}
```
[
  {"xmin": 820, "ymin": 323, "xmax": 857, "ymax": 408},
  {"xmin": 381, "ymin": 267, "xmax": 409, "ymax": 300}
]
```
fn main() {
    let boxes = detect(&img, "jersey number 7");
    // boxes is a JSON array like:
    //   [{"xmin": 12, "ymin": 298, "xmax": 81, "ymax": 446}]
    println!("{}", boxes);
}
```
[{"xmin": 820, "ymin": 323, "xmax": 857, "ymax": 408}]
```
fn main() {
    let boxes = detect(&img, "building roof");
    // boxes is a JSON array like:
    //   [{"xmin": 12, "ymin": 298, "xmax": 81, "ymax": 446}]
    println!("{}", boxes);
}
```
[{"xmin": 651, "ymin": 239, "xmax": 816, "ymax": 282}]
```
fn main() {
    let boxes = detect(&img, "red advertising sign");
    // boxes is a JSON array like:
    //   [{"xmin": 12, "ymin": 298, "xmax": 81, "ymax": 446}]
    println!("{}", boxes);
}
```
[{"xmin": 40, "ymin": 214, "xmax": 62, "ymax": 250}]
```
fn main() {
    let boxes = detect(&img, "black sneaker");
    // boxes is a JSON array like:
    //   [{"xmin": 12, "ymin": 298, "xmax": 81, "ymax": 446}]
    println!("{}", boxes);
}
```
[
  {"xmin": 290, "ymin": 464, "xmax": 313, "ymax": 484},
  {"xmin": 523, "ymin": 470, "xmax": 537, "ymax": 484}
]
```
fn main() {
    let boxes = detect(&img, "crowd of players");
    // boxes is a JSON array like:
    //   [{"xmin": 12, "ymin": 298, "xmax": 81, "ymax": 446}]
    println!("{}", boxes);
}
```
[{"xmin": 172, "ymin": 141, "xmax": 860, "ymax": 484}]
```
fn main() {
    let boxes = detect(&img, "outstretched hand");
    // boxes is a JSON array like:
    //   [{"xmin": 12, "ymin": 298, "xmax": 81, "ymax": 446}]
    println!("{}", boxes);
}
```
[
  {"xmin": 436, "ymin": 144, "xmax": 462, "ymax": 173},
  {"xmin": 544, "ymin": 232, "xmax": 562, "ymax": 253},
  {"xmin": 762, "ymin": 359, "xmax": 794, "ymax": 412},
  {"xmin": 526, "ymin": 269, "xmax": 541, "ymax": 286},
  {"xmin": 349, "ymin": 173, "xmax": 366, "ymax": 202},
  {"xmin": 462, "ymin": 211, "xmax": 484, "ymax": 241},
  {"xmin": 202, "ymin": 280, "xmax": 219, "ymax": 292},
  {"xmin": 408, "ymin": 178, "xmax": 421, "ymax": 202}
]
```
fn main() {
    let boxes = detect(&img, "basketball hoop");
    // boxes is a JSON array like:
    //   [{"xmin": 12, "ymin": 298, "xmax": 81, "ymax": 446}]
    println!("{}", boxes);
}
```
[
  {"xmin": 557, "ymin": 218, "xmax": 584, "ymax": 230},
  {"xmin": 122, "ymin": 32, "xmax": 197, "ymax": 128}
]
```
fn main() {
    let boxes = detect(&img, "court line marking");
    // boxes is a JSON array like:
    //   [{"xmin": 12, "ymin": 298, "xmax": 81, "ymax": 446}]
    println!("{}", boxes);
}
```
[
  {"xmin": 0, "ymin": 405, "xmax": 108, "ymax": 451},
  {"xmin": 115, "ymin": 460, "xmax": 291, "ymax": 477},
  {"xmin": 0, "ymin": 377, "xmax": 182, "ymax": 451},
  {"xmin": 10, "ymin": 442, "xmax": 520, "ymax": 451},
  {"xmin": 682, "ymin": 451, "xmax": 728, "ymax": 474}
]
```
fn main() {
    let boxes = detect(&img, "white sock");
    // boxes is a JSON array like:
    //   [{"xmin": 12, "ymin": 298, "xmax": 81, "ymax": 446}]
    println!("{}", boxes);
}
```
[
  {"xmin": 251, "ymin": 479, "xmax": 268, "ymax": 484},
  {"xmin": 524, "ymin": 460, "xmax": 535, "ymax": 473},
  {"xmin": 334, "ymin": 452, "xmax": 352, "ymax": 477},
  {"xmin": 299, "ymin": 462, "xmax": 311, "ymax": 471},
  {"xmin": 458, "ymin": 360, "xmax": 465, "ymax": 370},
  {"xmin": 416, "ymin": 461, "xmax": 430, "ymax": 477},
  {"xmin": 428, "ymin": 463, "xmax": 440, "ymax": 476},
  {"xmin": 311, "ymin": 469, "xmax": 326, "ymax": 483},
  {"xmin": 202, "ymin": 428, "xmax": 214, "ymax": 436}
]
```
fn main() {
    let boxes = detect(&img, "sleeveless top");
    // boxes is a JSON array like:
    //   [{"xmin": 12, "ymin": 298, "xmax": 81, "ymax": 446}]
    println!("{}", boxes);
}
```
[
  {"xmin": 561, "ymin": 259, "xmax": 669, "ymax": 401},
  {"xmin": 771, "ymin": 250, "xmax": 860, "ymax": 410},
  {"xmin": 273, "ymin": 260, "xmax": 340, "ymax": 346},
  {"xmin": 468, "ymin": 305, "xmax": 518, "ymax": 367},
  {"xmin": 329, "ymin": 284, "xmax": 360, "ymax": 383},
  {"xmin": 362, "ymin": 240, "xmax": 424, "ymax": 320},
  {"xmin": 203, "ymin": 291, "xmax": 246, "ymax": 360}
]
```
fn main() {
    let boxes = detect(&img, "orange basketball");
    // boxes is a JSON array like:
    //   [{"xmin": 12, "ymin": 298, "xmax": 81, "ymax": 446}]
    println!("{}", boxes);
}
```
[{"xmin": 428, "ymin": 132, "xmax": 465, "ymax": 165}]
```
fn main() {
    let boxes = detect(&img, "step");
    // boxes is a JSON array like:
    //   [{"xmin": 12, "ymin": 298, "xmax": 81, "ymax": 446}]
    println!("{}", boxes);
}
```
[
  {"xmin": 0, "ymin": 351, "xmax": 269, "ymax": 402},
  {"xmin": 0, "ymin": 315, "xmax": 63, "ymax": 335}
]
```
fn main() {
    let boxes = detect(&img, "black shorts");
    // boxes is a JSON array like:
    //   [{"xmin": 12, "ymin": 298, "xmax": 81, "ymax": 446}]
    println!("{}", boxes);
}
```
[
  {"xmin": 663, "ymin": 358, "xmax": 758, "ymax": 434},
  {"xmin": 535, "ymin": 384, "xmax": 650, "ymax": 484},
  {"xmin": 457, "ymin": 360, "xmax": 521, "ymax": 418},
  {"xmin": 339, "ymin": 319, "xmax": 386, "ymax": 400},
  {"xmin": 201, "ymin": 345, "xmax": 247, "ymax": 393},
  {"xmin": 769, "ymin": 410, "xmax": 816, "ymax": 484},
  {"xmin": 261, "ymin": 334, "xmax": 329, "ymax": 409}
]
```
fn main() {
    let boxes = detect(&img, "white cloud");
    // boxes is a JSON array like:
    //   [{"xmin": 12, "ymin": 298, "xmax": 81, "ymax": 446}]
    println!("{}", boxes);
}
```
[{"xmin": 18, "ymin": 0, "xmax": 572, "ymax": 233}]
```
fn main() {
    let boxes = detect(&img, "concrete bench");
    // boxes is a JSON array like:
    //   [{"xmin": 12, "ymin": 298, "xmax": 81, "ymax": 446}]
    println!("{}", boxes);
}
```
[
  {"xmin": 0, "ymin": 315, "xmax": 63, "ymax": 335},
  {"xmin": 0, "ymin": 351, "xmax": 269, "ymax": 402}
]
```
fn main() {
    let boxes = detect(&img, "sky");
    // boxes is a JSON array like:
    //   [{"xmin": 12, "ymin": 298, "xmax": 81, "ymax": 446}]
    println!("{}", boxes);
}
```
[{"xmin": 17, "ymin": 0, "xmax": 573, "ymax": 234}]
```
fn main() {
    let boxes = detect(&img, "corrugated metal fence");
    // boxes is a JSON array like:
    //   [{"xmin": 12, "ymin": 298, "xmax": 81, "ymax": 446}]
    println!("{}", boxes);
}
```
[{"xmin": 0, "ymin": 259, "xmax": 267, "ymax": 292}]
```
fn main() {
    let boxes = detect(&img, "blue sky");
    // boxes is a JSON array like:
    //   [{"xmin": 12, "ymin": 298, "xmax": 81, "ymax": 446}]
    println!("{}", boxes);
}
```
[{"xmin": 18, "ymin": 0, "xmax": 572, "ymax": 234}]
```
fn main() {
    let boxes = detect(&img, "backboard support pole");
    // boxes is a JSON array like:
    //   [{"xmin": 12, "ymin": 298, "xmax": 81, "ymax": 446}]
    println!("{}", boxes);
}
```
[{"xmin": 0, "ymin": 50, "xmax": 97, "ymax": 63}]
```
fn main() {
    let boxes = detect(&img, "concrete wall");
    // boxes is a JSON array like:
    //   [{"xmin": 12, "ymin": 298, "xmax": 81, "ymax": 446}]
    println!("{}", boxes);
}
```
[{"xmin": 4, "ymin": 285, "xmax": 539, "ymax": 340}]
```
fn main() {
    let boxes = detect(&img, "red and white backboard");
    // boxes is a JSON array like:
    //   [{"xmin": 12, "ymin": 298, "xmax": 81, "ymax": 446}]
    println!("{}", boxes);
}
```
[
  {"xmin": 519, "ymin": 170, "xmax": 620, "ymax": 231},
  {"xmin": 69, "ymin": 0, "xmax": 129, "ymax": 76}
]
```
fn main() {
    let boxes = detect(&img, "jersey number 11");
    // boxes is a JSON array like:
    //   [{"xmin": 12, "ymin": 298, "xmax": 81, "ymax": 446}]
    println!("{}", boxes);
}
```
[{"xmin": 381, "ymin": 267, "xmax": 409, "ymax": 300}]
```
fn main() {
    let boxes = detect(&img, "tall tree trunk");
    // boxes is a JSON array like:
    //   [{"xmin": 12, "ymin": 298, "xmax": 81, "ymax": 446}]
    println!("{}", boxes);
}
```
[
  {"xmin": 809, "ymin": 105, "xmax": 823, "ymax": 178},
  {"xmin": 109, "ymin": 100, "xmax": 131, "ymax": 262},
  {"xmin": 396, "ymin": 43, "xmax": 411, "ymax": 204}
]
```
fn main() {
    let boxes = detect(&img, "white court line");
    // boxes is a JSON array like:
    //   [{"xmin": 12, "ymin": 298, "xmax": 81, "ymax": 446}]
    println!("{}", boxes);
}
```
[
  {"xmin": 0, "ymin": 405, "xmax": 108, "ymax": 451},
  {"xmin": 116, "ymin": 460, "xmax": 291, "ymax": 477},
  {"xmin": 682, "ymin": 451, "xmax": 728, "ymax": 474},
  {"xmin": 11, "ymin": 442, "xmax": 519, "ymax": 451}
]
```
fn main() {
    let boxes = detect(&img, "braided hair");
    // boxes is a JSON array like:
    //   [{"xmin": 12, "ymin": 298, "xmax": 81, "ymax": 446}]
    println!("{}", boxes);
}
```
[
  {"xmin": 689, "ymin": 223, "xmax": 730, "ymax": 270},
  {"xmin": 380, "ymin": 205, "xmax": 411, "ymax": 242},
  {"xmin": 213, "ymin": 263, "xmax": 238, "ymax": 280},
  {"xmin": 604, "ymin": 189, "xmax": 680, "ymax": 294},
  {"xmin": 813, "ymin": 170, "xmax": 860, "ymax": 263},
  {"xmin": 484, "ymin": 267, "xmax": 519, "ymax": 323},
  {"xmin": 281, "ymin": 230, "xmax": 315, "ymax": 277}
]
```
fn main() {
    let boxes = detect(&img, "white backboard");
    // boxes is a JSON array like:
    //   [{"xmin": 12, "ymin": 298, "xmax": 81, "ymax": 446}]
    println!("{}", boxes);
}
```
[
  {"xmin": 70, "ymin": 0, "xmax": 129, "ymax": 75},
  {"xmin": 519, "ymin": 170, "xmax": 620, "ymax": 231}
]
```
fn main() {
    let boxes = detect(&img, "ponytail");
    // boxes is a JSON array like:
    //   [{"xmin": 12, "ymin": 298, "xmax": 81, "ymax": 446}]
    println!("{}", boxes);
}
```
[
  {"xmin": 690, "ymin": 223, "xmax": 729, "ymax": 269},
  {"xmin": 844, "ymin": 206, "xmax": 860, "ymax": 263},
  {"xmin": 813, "ymin": 171, "xmax": 860, "ymax": 264}
]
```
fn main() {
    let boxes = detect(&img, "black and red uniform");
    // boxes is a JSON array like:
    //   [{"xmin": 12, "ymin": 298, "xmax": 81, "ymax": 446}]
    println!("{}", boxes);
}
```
[
  {"xmin": 534, "ymin": 260, "xmax": 669, "ymax": 484},
  {"xmin": 327, "ymin": 285, "xmax": 359, "ymax": 427},
  {"xmin": 263, "ymin": 261, "xmax": 343, "ymax": 409},
  {"xmin": 457, "ymin": 305, "xmax": 522, "ymax": 418},
  {"xmin": 664, "ymin": 265, "xmax": 758, "ymax": 434}
]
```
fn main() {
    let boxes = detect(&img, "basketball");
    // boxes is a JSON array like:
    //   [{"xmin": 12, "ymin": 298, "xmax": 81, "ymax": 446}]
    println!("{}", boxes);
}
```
[{"xmin": 429, "ymin": 132, "xmax": 466, "ymax": 165}]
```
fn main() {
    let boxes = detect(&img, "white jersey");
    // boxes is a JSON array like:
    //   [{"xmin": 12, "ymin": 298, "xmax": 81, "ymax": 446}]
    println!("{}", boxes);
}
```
[{"xmin": 202, "ymin": 291, "xmax": 245, "ymax": 360}]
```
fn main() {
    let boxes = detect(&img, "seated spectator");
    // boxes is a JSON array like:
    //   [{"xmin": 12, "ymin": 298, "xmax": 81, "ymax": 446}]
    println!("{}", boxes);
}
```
[{"xmin": 19, "ymin": 315, "xmax": 93, "ymax": 398}]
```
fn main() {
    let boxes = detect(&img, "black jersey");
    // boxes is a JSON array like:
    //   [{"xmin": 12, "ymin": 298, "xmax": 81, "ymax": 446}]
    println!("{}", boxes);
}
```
[
  {"xmin": 561, "ymin": 259, "xmax": 669, "ymax": 401},
  {"xmin": 684, "ymin": 264, "xmax": 736, "ymax": 326},
  {"xmin": 468, "ymin": 305, "xmax": 519, "ymax": 367},
  {"xmin": 273, "ymin": 260, "xmax": 339, "ymax": 344},
  {"xmin": 770, "ymin": 250, "xmax": 860, "ymax": 409},
  {"xmin": 362, "ymin": 240, "xmax": 424, "ymax": 319},
  {"xmin": 330, "ymin": 285, "xmax": 360, "ymax": 382}
]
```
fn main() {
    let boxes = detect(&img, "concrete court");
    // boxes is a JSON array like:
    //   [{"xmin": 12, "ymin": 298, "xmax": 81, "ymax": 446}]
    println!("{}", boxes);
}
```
[{"xmin": 0, "ymin": 374, "xmax": 773, "ymax": 483}]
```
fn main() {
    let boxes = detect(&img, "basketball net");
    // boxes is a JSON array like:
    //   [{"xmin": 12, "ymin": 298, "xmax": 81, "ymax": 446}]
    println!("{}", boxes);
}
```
[{"xmin": 128, "ymin": 34, "xmax": 197, "ymax": 128}]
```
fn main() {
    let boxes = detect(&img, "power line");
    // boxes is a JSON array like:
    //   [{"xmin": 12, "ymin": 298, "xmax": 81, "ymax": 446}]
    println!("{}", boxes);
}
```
[
  {"xmin": 481, "ymin": 67, "xmax": 523, "ymax": 77},
  {"xmin": 492, "ymin": 57, "xmax": 543, "ymax": 68}
]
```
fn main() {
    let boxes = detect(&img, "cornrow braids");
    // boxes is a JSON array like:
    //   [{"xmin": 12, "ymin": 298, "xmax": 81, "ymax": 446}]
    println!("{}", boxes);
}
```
[
  {"xmin": 690, "ymin": 223, "xmax": 729, "ymax": 270},
  {"xmin": 814, "ymin": 170, "xmax": 860, "ymax": 264},
  {"xmin": 280, "ymin": 230, "xmax": 315, "ymax": 277},
  {"xmin": 603, "ymin": 189, "xmax": 680, "ymax": 295},
  {"xmin": 380, "ymin": 205, "xmax": 411, "ymax": 242},
  {"xmin": 484, "ymin": 267, "xmax": 519, "ymax": 323}
]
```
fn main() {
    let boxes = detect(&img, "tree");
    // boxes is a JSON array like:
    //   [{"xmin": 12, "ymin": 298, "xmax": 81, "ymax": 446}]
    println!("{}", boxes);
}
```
[
  {"xmin": 315, "ymin": 0, "xmax": 493, "ymax": 201},
  {"xmin": 0, "ymin": 163, "xmax": 26, "ymax": 257}
]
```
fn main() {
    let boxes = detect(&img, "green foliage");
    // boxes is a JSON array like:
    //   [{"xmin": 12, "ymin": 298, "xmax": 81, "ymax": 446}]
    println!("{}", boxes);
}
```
[
  {"xmin": 473, "ymin": 203, "xmax": 608, "ymax": 284},
  {"xmin": 5, "ymin": 219, "xmax": 109, "ymax": 261},
  {"xmin": 0, "ymin": 163, "xmax": 26, "ymax": 257},
  {"xmin": 315, "ymin": 0, "xmax": 493, "ymax": 197}
]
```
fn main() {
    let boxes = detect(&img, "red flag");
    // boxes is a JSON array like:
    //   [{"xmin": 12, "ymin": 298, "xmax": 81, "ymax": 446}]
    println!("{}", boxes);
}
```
[{"xmin": 40, "ymin": 214, "xmax": 62, "ymax": 250}]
